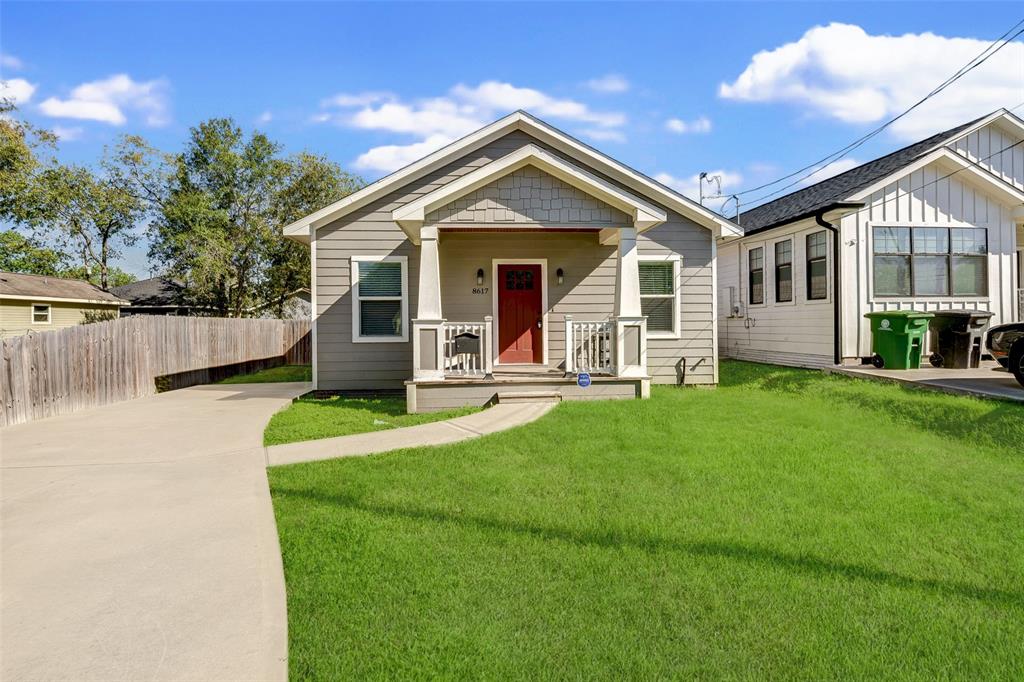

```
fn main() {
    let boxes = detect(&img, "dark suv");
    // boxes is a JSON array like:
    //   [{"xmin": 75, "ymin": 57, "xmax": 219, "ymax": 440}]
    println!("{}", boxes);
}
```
[{"xmin": 986, "ymin": 322, "xmax": 1024, "ymax": 388}]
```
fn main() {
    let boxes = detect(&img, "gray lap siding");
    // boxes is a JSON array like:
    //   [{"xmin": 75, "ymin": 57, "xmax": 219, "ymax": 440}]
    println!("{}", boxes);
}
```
[{"xmin": 314, "ymin": 130, "xmax": 716, "ymax": 390}]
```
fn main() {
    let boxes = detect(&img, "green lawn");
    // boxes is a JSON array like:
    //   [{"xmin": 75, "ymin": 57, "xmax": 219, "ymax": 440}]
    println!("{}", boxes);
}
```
[
  {"xmin": 269, "ymin": 361, "xmax": 1024, "ymax": 680},
  {"xmin": 264, "ymin": 395, "xmax": 480, "ymax": 446},
  {"xmin": 218, "ymin": 364, "xmax": 312, "ymax": 384}
]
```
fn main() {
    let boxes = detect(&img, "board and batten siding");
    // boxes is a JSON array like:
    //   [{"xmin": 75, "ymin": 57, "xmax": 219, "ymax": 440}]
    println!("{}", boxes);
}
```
[
  {"xmin": 841, "ymin": 156, "xmax": 1021, "ymax": 358},
  {"xmin": 314, "ymin": 129, "xmax": 717, "ymax": 389},
  {"xmin": 717, "ymin": 219, "xmax": 836, "ymax": 368}
]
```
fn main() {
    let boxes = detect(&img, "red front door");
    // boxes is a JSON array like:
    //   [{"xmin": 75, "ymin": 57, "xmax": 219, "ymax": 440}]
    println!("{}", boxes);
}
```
[{"xmin": 497, "ymin": 264, "xmax": 543, "ymax": 364}]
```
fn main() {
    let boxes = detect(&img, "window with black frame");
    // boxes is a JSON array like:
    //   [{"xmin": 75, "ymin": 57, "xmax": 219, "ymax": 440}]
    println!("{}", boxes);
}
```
[
  {"xmin": 748, "ymin": 247, "xmax": 764, "ymax": 305},
  {"xmin": 774, "ymin": 240, "xmax": 793, "ymax": 302},
  {"xmin": 806, "ymin": 231, "xmax": 828, "ymax": 300},
  {"xmin": 872, "ymin": 226, "xmax": 987, "ymax": 297}
]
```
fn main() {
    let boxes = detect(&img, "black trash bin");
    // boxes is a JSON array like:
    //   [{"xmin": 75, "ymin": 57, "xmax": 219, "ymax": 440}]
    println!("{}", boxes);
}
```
[{"xmin": 928, "ymin": 310, "xmax": 994, "ymax": 368}]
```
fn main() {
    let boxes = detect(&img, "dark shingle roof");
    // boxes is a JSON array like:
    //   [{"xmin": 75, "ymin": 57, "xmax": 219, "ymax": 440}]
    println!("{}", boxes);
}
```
[
  {"xmin": 111, "ymin": 276, "xmax": 188, "ymax": 307},
  {"xmin": 0, "ymin": 271, "xmax": 127, "ymax": 304},
  {"xmin": 736, "ymin": 115, "xmax": 989, "ymax": 235}
]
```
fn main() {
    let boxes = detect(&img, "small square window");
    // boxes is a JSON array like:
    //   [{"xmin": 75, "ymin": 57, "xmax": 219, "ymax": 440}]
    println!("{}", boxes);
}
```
[{"xmin": 32, "ymin": 304, "xmax": 51, "ymax": 324}]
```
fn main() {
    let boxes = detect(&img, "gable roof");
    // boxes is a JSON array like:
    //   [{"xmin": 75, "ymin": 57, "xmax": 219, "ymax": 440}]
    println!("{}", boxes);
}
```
[
  {"xmin": 0, "ymin": 271, "xmax": 128, "ymax": 305},
  {"xmin": 736, "ymin": 109, "xmax": 1024, "ymax": 235},
  {"xmin": 392, "ymin": 144, "xmax": 668, "ymax": 243},
  {"xmin": 283, "ymin": 110, "xmax": 741, "ymax": 242},
  {"xmin": 111, "ymin": 276, "xmax": 189, "ymax": 308}
]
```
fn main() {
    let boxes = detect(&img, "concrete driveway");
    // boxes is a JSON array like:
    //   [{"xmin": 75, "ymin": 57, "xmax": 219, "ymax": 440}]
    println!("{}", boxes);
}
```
[{"xmin": 0, "ymin": 381, "xmax": 309, "ymax": 681}]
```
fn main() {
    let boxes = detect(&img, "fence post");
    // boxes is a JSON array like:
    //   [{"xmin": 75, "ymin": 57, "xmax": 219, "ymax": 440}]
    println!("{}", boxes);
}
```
[{"xmin": 564, "ymin": 315, "xmax": 574, "ymax": 375}]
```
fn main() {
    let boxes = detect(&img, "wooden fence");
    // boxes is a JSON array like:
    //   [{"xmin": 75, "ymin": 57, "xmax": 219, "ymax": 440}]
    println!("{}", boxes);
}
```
[{"xmin": 1, "ymin": 316, "xmax": 311, "ymax": 427}]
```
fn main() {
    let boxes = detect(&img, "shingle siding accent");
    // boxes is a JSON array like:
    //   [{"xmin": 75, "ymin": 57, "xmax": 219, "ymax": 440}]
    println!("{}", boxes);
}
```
[{"xmin": 426, "ymin": 166, "xmax": 631, "ymax": 226}]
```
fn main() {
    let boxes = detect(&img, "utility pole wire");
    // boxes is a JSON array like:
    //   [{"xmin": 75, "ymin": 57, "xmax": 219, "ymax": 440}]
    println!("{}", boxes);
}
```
[{"xmin": 730, "ymin": 18, "xmax": 1024, "ymax": 203}]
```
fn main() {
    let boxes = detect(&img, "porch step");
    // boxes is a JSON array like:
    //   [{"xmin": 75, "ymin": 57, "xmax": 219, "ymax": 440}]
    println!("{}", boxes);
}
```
[{"xmin": 496, "ymin": 391, "xmax": 562, "ymax": 405}]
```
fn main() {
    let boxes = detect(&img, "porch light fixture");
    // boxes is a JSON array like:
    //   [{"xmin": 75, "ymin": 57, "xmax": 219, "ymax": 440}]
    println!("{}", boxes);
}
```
[
  {"xmin": 556, "ymin": 268, "xmax": 564, "ymax": 285},
  {"xmin": 476, "ymin": 268, "xmax": 485, "ymax": 285}
]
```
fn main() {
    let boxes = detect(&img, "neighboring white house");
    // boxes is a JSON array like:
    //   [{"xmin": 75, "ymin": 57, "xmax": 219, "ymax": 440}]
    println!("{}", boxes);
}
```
[
  {"xmin": 284, "ymin": 111, "xmax": 742, "ymax": 411},
  {"xmin": 718, "ymin": 109, "xmax": 1024, "ymax": 368}
]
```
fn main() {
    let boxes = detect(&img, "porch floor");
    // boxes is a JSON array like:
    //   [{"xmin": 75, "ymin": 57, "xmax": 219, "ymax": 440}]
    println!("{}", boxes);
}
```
[{"xmin": 826, "ymin": 361, "xmax": 1023, "ymax": 403}]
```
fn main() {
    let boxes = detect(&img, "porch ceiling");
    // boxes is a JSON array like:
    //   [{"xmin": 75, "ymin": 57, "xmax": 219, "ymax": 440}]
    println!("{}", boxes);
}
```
[{"xmin": 392, "ymin": 144, "xmax": 668, "ymax": 245}]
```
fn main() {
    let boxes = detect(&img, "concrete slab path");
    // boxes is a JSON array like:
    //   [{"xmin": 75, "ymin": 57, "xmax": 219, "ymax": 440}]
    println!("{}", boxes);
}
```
[
  {"xmin": 0, "ymin": 381, "xmax": 309, "ymax": 682},
  {"xmin": 267, "ymin": 401, "xmax": 555, "ymax": 466},
  {"xmin": 826, "ymin": 361, "xmax": 1024, "ymax": 403}
]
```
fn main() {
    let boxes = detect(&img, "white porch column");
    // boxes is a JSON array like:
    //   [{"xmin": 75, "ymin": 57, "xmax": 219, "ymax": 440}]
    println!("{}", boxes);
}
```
[
  {"xmin": 412, "ymin": 225, "xmax": 444, "ymax": 381},
  {"xmin": 614, "ymin": 226, "xmax": 648, "ymax": 381}
]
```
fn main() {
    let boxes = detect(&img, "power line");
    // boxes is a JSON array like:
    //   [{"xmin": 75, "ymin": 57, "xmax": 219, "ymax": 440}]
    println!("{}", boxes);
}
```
[{"xmin": 731, "ymin": 17, "xmax": 1024, "ymax": 203}]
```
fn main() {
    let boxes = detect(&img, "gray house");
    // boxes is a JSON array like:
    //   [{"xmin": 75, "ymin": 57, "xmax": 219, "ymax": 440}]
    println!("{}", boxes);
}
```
[{"xmin": 284, "ymin": 111, "xmax": 741, "ymax": 411}]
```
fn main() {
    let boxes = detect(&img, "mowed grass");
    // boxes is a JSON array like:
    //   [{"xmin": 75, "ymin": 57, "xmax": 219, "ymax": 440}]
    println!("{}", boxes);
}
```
[
  {"xmin": 264, "ymin": 396, "xmax": 479, "ymax": 446},
  {"xmin": 218, "ymin": 364, "xmax": 312, "ymax": 384},
  {"xmin": 269, "ymin": 361, "xmax": 1024, "ymax": 680}
]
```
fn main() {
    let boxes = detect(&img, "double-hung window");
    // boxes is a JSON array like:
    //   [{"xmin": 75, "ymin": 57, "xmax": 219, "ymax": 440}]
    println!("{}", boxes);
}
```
[
  {"xmin": 774, "ymin": 240, "xmax": 793, "ymax": 303},
  {"xmin": 32, "ymin": 304, "xmax": 51, "ymax": 324},
  {"xmin": 748, "ymin": 247, "xmax": 764, "ymax": 305},
  {"xmin": 872, "ymin": 226, "xmax": 987, "ymax": 297},
  {"xmin": 351, "ymin": 256, "xmax": 408, "ymax": 342},
  {"xmin": 806, "ymin": 231, "xmax": 828, "ymax": 300},
  {"xmin": 638, "ymin": 256, "xmax": 680, "ymax": 337}
]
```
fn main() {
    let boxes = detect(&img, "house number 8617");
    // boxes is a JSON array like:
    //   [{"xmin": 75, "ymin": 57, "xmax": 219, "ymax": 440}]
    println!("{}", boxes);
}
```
[{"xmin": 472, "ymin": 287, "xmax": 489, "ymax": 295}]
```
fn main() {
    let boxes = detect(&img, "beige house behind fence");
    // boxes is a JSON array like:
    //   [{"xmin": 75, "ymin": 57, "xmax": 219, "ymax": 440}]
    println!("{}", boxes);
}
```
[{"xmin": 0, "ymin": 271, "xmax": 129, "ymax": 338}]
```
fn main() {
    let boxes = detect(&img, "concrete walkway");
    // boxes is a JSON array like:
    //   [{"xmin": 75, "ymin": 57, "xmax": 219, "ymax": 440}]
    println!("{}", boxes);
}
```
[
  {"xmin": 827, "ymin": 360, "xmax": 1024, "ymax": 403},
  {"xmin": 267, "ymin": 401, "xmax": 555, "ymax": 466},
  {"xmin": 0, "ymin": 381, "xmax": 309, "ymax": 682}
]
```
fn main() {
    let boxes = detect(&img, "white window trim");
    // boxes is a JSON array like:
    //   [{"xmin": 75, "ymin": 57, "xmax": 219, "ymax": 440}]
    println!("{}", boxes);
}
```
[
  {"xmin": 867, "ymin": 221, "xmax": 992, "ymax": 301},
  {"xmin": 744, "ymin": 242, "xmax": 767, "ymax": 308},
  {"xmin": 804, "ymin": 229, "xmax": 832, "ymax": 306},
  {"xmin": 770, "ymin": 236, "xmax": 796, "ymax": 307},
  {"xmin": 638, "ymin": 254, "xmax": 681, "ymax": 340},
  {"xmin": 350, "ymin": 255, "xmax": 409, "ymax": 343},
  {"xmin": 32, "ymin": 304, "xmax": 51, "ymax": 325}
]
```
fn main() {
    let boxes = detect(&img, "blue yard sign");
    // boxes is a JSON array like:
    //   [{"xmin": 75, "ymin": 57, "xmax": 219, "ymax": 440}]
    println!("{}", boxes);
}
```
[{"xmin": 577, "ymin": 372, "xmax": 591, "ymax": 388}]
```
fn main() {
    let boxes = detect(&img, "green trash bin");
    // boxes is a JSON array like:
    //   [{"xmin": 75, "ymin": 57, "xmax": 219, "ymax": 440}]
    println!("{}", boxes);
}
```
[{"xmin": 864, "ymin": 310, "xmax": 934, "ymax": 369}]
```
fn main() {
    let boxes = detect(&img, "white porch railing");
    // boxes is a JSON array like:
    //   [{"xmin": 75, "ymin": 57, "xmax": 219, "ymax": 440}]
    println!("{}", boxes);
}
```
[
  {"xmin": 564, "ymin": 316, "xmax": 614, "ymax": 374},
  {"xmin": 442, "ymin": 317, "xmax": 493, "ymax": 377}
]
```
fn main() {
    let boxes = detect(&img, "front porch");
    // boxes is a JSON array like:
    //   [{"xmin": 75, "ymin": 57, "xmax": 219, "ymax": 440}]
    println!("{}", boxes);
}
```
[{"xmin": 406, "ymin": 224, "xmax": 654, "ymax": 413}]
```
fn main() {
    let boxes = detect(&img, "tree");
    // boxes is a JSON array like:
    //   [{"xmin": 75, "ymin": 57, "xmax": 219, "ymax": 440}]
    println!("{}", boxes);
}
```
[
  {"xmin": 0, "ymin": 229, "xmax": 67, "ymax": 275},
  {"xmin": 0, "ymin": 100, "xmax": 58, "ymax": 225},
  {"xmin": 1, "ymin": 102, "xmax": 143, "ymax": 290},
  {"xmin": 63, "ymin": 265, "xmax": 137, "ymax": 288},
  {"xmin": 142, "ymin": 119, "xmax": 362, "ymax": 317},
  {"xmin": 32, "ymin": 162, "xmax": 145, "ymax": 289}
]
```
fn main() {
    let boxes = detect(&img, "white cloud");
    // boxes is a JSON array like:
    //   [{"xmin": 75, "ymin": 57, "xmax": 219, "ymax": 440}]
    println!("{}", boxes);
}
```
[
  {"xmin": 665, "ymin": 116, "xmax": 712, "ymax": 134},
  {"xmin": 39, "ymin": 74, "xmax": 170, "ymax": 126},
  {"xmin": 585, "ymin": 74, "xmax": 630, "ymax": 93},
  {"xmin": 256, "ymin": 111, "xmax": 273, "ymax": 124},
  {"xmin": 799, "ymin": 158, "xmax": 860, "ymax": 186},
  {"xmin": 322, "ymin": 91, "xmax": 393, "ymax": 108},
  {"xmin": 52, "ymin": 125, "xmax": 84, "ymax": 141},
  {"xmin": 579, "ymin": 127, "xmax": 626, "ymax": 143},
  {"xmin": 321, "ymin": 81, "xmax": 627, "ymax": 173},
  {"xmin": 0, "ymin": 78, "xmax": 36, "ymax": 105},
  {"xmin": 654, "ymin": 169, "xmax": 743, "ymax": 203},
  {"xmin": 353, "ymin": 134, "xmax": 454, "ymax": 173},
  {"xmin": 1, "ymin": 53, "xmax": 23, "ymax": 71},
  {"xmin": 719, "ymin": 22, "xmax": 1024, "ymax": 140}
]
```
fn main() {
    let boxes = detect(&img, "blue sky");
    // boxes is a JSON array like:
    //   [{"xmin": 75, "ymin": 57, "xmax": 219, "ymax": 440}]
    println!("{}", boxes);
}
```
[{"xmin": 2, "ymin": 2, "xmax": 1022, "ymax": 276}]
